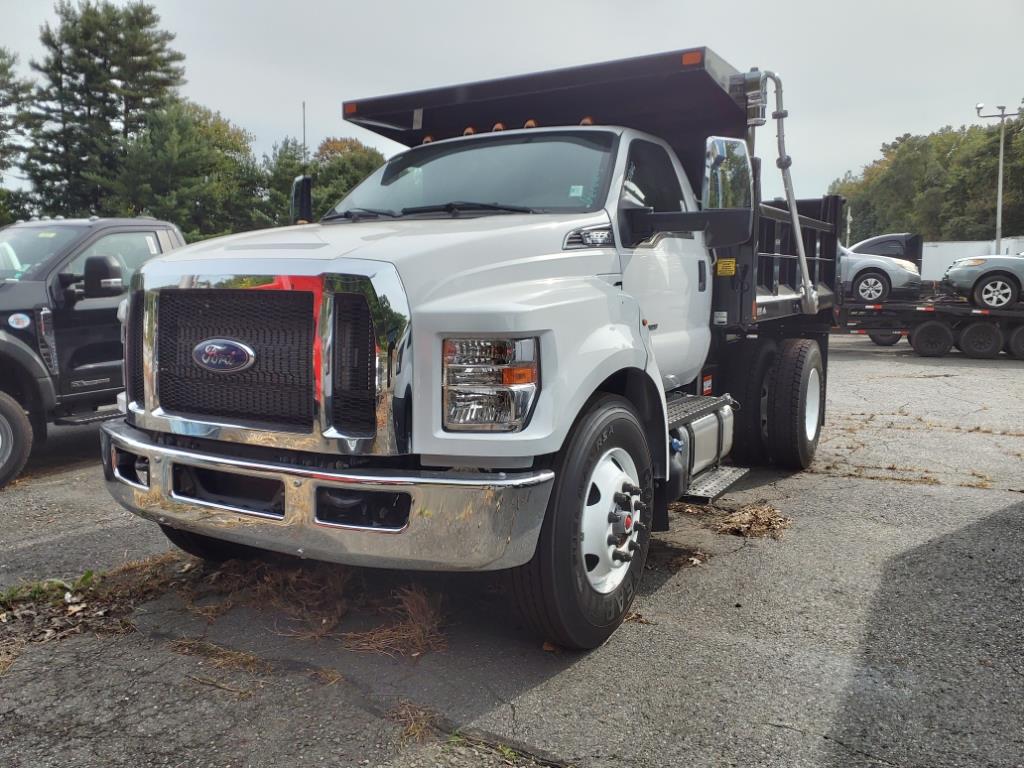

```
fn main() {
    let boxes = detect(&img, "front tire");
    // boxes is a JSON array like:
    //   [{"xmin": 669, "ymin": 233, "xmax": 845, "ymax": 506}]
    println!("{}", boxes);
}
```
[
  {"xmin": 159, "ymin": 525, "xmax": 258, "ymax": 562},
  {"xmin": 853, "ymin": 271, "xmax": 891, "ymax": 302},
  {"xmin": 972, "ymin": 274, "xmax": 1019, "ymax": 309},
  {"xmin": 511, "ymin": 394, "xmax": 653, "ymax": 650},
  {"xmin": 0, "ymin": 391, "xmax": 33, "ymax": 489},
  {"xmin": 766, "ymin": 339, "xmax": 824, "ymax": 470}
]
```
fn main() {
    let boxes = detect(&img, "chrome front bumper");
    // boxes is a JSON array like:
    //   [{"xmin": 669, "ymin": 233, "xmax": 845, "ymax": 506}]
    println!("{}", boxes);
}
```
[{"xmin": 100, "ymin": 420, "xmax": 554, "ymax": 571}]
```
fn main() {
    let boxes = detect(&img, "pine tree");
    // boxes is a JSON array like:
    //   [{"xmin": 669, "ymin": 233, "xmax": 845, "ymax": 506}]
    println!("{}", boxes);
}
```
[
  {"xmin": 112, "ymin": 1, "xmax": 184, "ymax": 142},
  {"xmin": 0, "ymin": 47, "xmax": 31, "ymax": 182}
]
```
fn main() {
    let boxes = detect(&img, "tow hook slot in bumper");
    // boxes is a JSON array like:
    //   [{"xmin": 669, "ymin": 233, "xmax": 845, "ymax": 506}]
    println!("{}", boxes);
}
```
[{"xmin": 100, "ymin": 420, "xmax": 554, "ymax": 571}]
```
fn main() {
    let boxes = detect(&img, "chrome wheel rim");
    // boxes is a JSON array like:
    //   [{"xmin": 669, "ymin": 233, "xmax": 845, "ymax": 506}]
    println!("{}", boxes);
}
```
[
  {"xmin": 858, "ymin": 277, "xmax": 884, "ymax": 301},
  {"xmin": 0, "ymin": 413, "xmax": 13, "ymax": 469},
  {"xmin": 580, "ymin": 447, "xmax": 640, "ymax": 594},
  {"xmin": 981, "ymin": 280, "xmax": 1012, "ymax": 308},
  {"xmin": 805, "ymin": 368, "xmax": 822, "ymax": 442}
]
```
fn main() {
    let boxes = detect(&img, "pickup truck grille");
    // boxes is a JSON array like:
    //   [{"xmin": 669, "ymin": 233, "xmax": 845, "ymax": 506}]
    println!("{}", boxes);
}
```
[
  {"xmin": 156, "ymin": 289, "xmax": 315, "ymax": 430},
  {"xmin": 332, "ymin": 293, "xmax": 377, "ymax": 434}
]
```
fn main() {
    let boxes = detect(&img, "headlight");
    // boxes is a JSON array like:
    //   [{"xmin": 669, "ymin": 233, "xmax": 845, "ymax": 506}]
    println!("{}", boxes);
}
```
[
  {"xmin": 961, "ymin": 258, "xmax": 987, "ymax": 267},
  {"xmin": 442, "ymin": 338, "xmax": 539, "ymax": 432},
  {"xmin": 895, "ymin": 259, "xmax": 919, "ymax": 274}
]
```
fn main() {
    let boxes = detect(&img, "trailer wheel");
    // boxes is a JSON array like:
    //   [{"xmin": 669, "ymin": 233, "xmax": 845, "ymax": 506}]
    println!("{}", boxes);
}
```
[
  {"xmin": 725, "ymin": 338, "xmax": 777, "ymax": 466},
  {"xmin": 766, "ymin": 339, "xmax": 823, "ymax": 471},
  {"xmin": 853, "ymin": 271, "xmax": 890, "ymax": 302},
  {"xmin": 1006, "ymin": 326, "xmax": 1024, "ymax": 359},
  {"xmin": 510, "ymin": 394, "xmax": 652, "ymax": 650},
  {"xmin": 868, "ymin": 332, "xmax": 901, "ymax": 346},
  {"xmin": 159, "ymin": 525, "xmax": 258, "ymax": 563},
  {"xmin": 958, "ymin": 321, "xmax": 1004, "ymax": 359},
  {"xmin": 910, "ymin": 320, "xmax": 953, "ymax": 357},
  {"xmin": 0, "ymin": 391, "xmax": 33, "ymax": 489}
]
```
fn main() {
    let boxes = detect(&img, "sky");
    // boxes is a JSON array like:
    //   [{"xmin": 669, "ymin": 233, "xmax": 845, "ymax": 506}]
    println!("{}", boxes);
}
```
[{"xmin": 2, "ymin": 0, "xmax": 1022, "ymax": 200}]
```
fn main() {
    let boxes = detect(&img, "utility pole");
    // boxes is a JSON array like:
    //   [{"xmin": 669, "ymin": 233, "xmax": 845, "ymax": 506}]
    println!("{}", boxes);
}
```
[
  {"xmin": 302, "ymin": 101, "xmax": 308, "ymax": 164},
  {"xmin": 845, "ymin": 206, "xmax": 852, "ymax": 247},
  {"xmin": 975, "ymin": 102, "xmax": 1022, "ymax": 255}
]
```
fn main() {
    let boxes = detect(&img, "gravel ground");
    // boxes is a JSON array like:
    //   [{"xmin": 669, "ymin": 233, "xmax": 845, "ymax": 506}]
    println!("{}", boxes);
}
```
[{"xmin": 1, "ymin": 335, "xmax": 1022, "ymax": 767}]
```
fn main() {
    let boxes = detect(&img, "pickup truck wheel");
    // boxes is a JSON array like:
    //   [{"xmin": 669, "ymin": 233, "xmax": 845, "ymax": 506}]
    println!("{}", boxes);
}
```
[
  {"xmin": 726, "ymin": 338, "xmax": 777, "ymax": 466},
  {"xmin": 958, "ymin": 321, "xmax": 1004, "ymax": 359},
  {"xmin": 853, "ymin": 271, "xmax": 890, "ymax": 302},
  {"xmin": 1006, "ymin": 326, "xmax": 1024, "ymax": 359},
  {"xmin": 972, "ymin": 274, "xmax": 1019, "ymax": 309},
  {"xmin": 510, "ymin": 394, "xmax": 653, "ymax": 650},
  {"xmin": 910, "ymin": 320, "xmax": 953, "ymax": 357},
  {"xmin": 159, "ymin": 525, "xmax": 257, "ymax": 563},
  {"xmin": 766, "ymin": 339, "xmax": 823, "ymax": 470},
  {"xmin": 0, "ymin": 391, "xmax": 33, "ymax": 489},
  {"xmin": 868, "ymin": 332, "xmax": 901, "ymax": 346}
]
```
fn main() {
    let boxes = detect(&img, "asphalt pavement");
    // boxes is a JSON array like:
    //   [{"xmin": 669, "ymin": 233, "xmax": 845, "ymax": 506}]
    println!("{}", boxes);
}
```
[{"xmin": 1, "ymin": 335, "xmax": 1022, "ymax": 767}]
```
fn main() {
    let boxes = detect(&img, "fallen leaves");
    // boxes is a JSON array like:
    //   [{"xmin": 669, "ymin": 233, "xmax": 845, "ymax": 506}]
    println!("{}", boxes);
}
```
[{"xmin": 713, "ymin": 502, "xmax": 792, "ymax": 539}]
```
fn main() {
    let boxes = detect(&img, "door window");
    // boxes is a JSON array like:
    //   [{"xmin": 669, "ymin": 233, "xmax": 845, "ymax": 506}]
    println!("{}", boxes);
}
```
[
  {"xmin": 622, "ymin": 140, "xmax": 685, "ymax": 213},
  {"xmin": 63, "ymin": 231, "xmax": 162, "ymax": 285}
]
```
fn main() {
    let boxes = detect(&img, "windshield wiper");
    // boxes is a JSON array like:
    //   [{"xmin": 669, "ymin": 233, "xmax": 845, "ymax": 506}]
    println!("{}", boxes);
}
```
[
  {"xmin": 400, "ymin": 201, "xmax": 536, "ymax": 216},
  {"xmin": 321, "ymin": 207, "xmax": 399, "ymax": 222}
]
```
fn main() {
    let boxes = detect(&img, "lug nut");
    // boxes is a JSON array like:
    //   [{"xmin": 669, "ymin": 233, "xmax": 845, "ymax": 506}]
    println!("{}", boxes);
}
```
[
  {"xmin": 628, "ymin": 540, "xmax": 640, "ymax": 552},
  {"xmin": 608, "ymin": 510, "xmax": 621, "ymax": 523},
  {"xmin": 622, "ymin": 482, "xmax": 640, "ymax": 495},
  {"xmin": 633, "ymin": 521, "xmax": 647, "ymax": 533},
  {"xmin": 612, "ymin": 550, "xmax": 633, "ymax": 562},
  {"xmin": 607, "ymin": 535, "xmax": 620, "ymax": 546},
  {"xmin": 613, "ymin": 492, "xmax": 631, "ymax": 507},
  {"xmin": 634, "ymin": 501, "xmax": 648, "ymax": 513}
]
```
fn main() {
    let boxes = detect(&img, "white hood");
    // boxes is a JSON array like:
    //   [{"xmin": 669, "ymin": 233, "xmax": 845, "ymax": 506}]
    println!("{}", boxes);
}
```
[{"xmin": 147, "ymin": 212, "xmax": 617, "ymax": 305}]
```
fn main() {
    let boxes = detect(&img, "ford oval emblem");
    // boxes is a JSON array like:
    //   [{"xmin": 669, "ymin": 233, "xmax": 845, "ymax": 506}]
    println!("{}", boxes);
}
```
[{"xmin": 192, "ymin": 338, "xmax": 256, "ymax": 374}]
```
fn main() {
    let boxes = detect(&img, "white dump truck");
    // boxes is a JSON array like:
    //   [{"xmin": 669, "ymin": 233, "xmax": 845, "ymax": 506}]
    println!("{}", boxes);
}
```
[{"xmin": 101, "ymin": 48, "xmax": 843, "ymax": 648}]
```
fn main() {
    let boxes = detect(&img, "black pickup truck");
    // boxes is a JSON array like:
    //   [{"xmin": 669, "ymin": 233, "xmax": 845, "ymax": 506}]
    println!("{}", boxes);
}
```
[{"xmin": 0, "ymin": 217, "xmax": 184, "ymax": 486}]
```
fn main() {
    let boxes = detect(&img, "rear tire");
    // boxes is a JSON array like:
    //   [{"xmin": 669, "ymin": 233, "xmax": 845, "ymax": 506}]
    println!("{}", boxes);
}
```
[
  {"xmin": 868, "ymin": 332, "xmax": 901, "ymax": 346},
  {"xmin": 910, "ymin": 320, "xmax": 953, "ymax": 357},
  {"xmin": 510, "ymin": 394, "xmax": 653, "ymax": 650},
  {"xmin": 972, "ymin": 274, "xmax": 1019, "ymax": 309},
  {"xmin": 766, "ymin": 339, "xmax": 824, "ymax": 470},
  {"xmin": 0, "ymin": 391, "xmax": 33, "ymax": 489},
  {"xmin": 725, "ymin": 338, "xmax": 777, "ymax": 466},
  {"xmin": 958, "ymin": 321, "xmax": 1004, "ymax": 359},
  {"xmin": 159, "ymin": 525, "xmax": 258, "ymax": 563},
  {"xmin": 853, "ymin": 271, "xmax": 891, "ymax": 302},
  {"xmin": 1006, "ymin": 326, "xmax": 1024, "ymax": 359}
]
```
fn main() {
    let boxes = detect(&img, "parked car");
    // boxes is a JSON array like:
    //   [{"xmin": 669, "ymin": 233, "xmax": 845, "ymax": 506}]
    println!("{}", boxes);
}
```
[
  {"xmin": 943, "ymin": 254, "xmax": 1024, "ymax": 309},
  {"xmin": 0, "ymin": 217, "xmax": 184, "ymax": 487},
  {"xmin": 839, "ymin": 244, "xmax": 922, "ymax": 302},
  {"xmin": 850, "ymin": 232, "xmax": 923, "ymax": 270}
]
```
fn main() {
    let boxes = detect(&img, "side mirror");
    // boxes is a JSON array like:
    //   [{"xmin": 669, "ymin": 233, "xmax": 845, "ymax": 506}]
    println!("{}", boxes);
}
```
[
  {"xmin": 83, "ymin": 254, "xmax": 124, "ymax": 298},
  {"xmin": 290, "ymin": 174, "xmax": 313, "ymax": 224},
  {"xmin": 623, "ymin": 136, "xmax": 756, "ymax": 249}
]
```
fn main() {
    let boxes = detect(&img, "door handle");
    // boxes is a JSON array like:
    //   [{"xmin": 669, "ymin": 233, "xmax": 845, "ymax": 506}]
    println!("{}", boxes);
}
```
[{"xmin": 698, "ymin": 260, "xmax": 707, "ymax": 292}]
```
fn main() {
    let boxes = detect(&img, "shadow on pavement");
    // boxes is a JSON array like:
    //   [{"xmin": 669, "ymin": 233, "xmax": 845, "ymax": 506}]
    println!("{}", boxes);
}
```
[
  {"xmin": 829, "ymin": 501, "xmax": 1024, "ymax": 766},
  {"xmin": 23, "ymin": 423, "xmax": 103, "ymax": 478}
]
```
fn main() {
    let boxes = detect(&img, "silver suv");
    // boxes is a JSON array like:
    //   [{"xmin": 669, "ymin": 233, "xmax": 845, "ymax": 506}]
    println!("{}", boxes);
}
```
[{"xmin": 839, "ymin": 244, "xmax": 922, "ymax": 302}]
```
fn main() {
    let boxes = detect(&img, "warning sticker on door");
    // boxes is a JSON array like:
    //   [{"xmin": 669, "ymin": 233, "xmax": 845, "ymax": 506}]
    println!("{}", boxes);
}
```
[{"xmin": 716, "ymin": 258, "xmax": 737, "ymax": 277}]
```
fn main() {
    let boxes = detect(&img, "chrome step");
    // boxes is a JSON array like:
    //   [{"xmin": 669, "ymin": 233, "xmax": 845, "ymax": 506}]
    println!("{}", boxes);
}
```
[
  {"xmin": 683, "ymin": 465, "xmax": 748, "ymax": 502},
  {"xmin": 666, "ymin": 394, "xmax": 734, "ymax": 430}
]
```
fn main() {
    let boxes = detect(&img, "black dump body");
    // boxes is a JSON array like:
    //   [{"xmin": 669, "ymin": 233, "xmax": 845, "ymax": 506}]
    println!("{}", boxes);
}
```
[{"xmin": 344, "ymin": 47, "xmax": 841, "ymax": 332}]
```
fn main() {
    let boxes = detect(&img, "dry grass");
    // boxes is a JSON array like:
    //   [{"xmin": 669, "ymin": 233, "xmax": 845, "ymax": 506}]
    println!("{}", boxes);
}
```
[
  {"xmin": 171, "ymin": 638, "xmax": 272, "ymax": 675},
  {"xmin": 343, "ymin": 585, "xmax": 446, "ymax": 657},
  {"xmin": 624, "ymin": 611, "xmax": 655, "ymax": 625},
  {"xmin": 0, "ymin": 637, "xmax": 25, "ymax": 675},
  {"xmin": 646, "ymin": 539, "xmax": 710, "ymax": 573},
  {"xmin": 308, "ymin": 667, "xmax": 344, "ymax": 686},
  {"xmin": 388, "ymin": 700, "xmax": 438, "ymax": 744},
  {"xmin": 713, "ymin": 502, "xmax": 792, "ymax": 539}
]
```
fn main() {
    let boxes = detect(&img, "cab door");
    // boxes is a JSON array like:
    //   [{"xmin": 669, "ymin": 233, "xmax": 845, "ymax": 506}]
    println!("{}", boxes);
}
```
[
  {"xmin": 50, "ymin": 228, "xmax": 163, "ymax": 399},
  {"xmin": 618, "ymin": 138, "xmax": 711, "ymax": 390}
]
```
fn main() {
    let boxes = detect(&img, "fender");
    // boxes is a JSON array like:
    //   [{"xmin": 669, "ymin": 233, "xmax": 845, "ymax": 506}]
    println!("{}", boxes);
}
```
[
  {"xmin": 0, "ymin": 330, "xmax": 58, "ymax": 412},
  {"xmin": 410, "ymin": 275, "xmax": 665, "ymax": 461}
]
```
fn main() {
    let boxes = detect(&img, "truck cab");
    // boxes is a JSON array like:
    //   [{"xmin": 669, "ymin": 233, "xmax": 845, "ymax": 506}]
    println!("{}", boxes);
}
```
[
  {"xmin": 100, "ymin": 48, "xmax": 842, "ymax": 649},
  {"xmin": 0, "ymin": 217, "xmax": 184, "ymax": 486}
]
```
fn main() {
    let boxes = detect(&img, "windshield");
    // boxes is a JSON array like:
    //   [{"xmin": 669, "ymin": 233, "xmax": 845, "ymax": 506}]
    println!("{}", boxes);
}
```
[
  {"xmin": 0, "ymin": 225, "xmax": 84, "ymax": 281},
  {"xmin": 329, "ymin": 130, "xmax": 617, "ymax": 218}
]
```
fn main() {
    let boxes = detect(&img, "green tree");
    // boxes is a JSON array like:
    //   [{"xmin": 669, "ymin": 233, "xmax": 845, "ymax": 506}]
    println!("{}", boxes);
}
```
[
  {"xmin": 259, "ymin": 137, "xmax": 306, "ymax": 227},
  {"xmin": 19, "ymin": 1, "xmax": 183, "ymax": 215},
  {"xmin": 312, "ymin": 136, "xmax": 384, "ymax": 216},
  {"xmin": 107, "ymin": 100, "xmax": 264, "ymax": 240},
  {"xmin": 0, "ymin": 189, "xmax": 33, "ymax": 226},
  {"xmin": 0, "ymin": 47, "xmax": 31, "ymax": 182}
]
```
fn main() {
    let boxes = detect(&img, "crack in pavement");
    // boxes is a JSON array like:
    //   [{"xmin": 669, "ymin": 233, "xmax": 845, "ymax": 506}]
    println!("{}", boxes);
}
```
[{"xmin": 761, "ymin": 721, "xmax": 903, "ymax": 766}]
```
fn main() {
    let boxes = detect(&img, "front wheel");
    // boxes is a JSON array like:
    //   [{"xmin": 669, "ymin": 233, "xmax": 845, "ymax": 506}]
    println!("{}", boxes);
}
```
[
  {"xmin": 510, "ymin": 394, "xmax": 653, "ymax": 650},
  {"xmin": 972, "ymin": 274, "xmax": 1019, "ymax": 309},
  {"xmin": 0, "ymin": 391, "xmax": 33, "ymax": 489},
  {"xmin": 766, "ymin": 339, "xmax": 824, "ymax": 470},
  {"xmin": 853, "ymin": 271, "xmax": 891, "ymax": 302}
]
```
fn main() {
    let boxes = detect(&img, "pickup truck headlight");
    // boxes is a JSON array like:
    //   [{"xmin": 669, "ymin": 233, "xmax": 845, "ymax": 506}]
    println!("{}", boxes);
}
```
[{"xmin": 442, "ymin": 338, "xmax": 539, "ymax": 432}]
